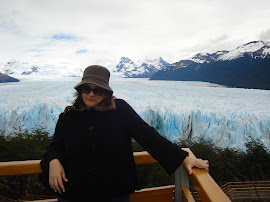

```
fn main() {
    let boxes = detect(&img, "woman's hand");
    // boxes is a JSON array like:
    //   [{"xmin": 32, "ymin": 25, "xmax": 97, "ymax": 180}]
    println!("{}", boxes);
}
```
[
  {"xmin": 182, "ymin": 155, "xmax": 209, "ymax": 175},
  {"xmin": 49, "ymin": 158, "xmax": 68, "ymax": 193}
]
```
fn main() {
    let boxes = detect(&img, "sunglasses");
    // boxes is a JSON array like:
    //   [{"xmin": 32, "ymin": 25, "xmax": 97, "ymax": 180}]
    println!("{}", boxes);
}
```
[{"xmin": 80, "ymin": 85, "xmax": 105, "ymax": 96}]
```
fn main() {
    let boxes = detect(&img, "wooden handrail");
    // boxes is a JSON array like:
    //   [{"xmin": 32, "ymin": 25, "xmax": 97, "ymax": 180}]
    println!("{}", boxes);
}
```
[
  {"xmin": 133, "ymin": 151, "xmax": 157, "ymax": 165},
  {"xmin": 0, "ymin": 150, "xmax": 231, "ymax": 201},
  {"xmin": 221, "ymin": 181, "xmax": 270, "ymax": 189},
  {"xmin": 130, "ymin": 185, "xmax": 175, "ymax": 202},
  {"xmin": 221, "ymin": 181, "xmax": 270, "ymax": 201},
  {"xmin": 0, "ymin": 152, "xmax": 157, "ymax": 176},
  {"xmin": 188, "ymin": 168, "xmax": 230, "ymax": 201},
  {"xmin": 182, "ymin": 186, "xmax": 195, "ymax": 202},
  {"xmin": 181, "ymin": 148, "xmax": 231, "ymax": 202},
  {"xmin": 0, "ymin": 160, "xmax": 41, "ymax": 176}
]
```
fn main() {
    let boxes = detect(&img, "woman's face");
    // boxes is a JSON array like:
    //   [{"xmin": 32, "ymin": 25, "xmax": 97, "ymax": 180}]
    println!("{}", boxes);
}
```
[{"xmin": 81, "ymin": 83, "xmax": 106, "ymax": 109}]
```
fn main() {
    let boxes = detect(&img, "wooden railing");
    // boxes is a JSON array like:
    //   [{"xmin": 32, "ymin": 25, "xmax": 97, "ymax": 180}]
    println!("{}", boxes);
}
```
[
  {"xmin": 0, "ymin": 149, "xmax": 231, "ymax": 202},
  {"xmin": 221, "ymin": 181, "xmax": 270, "ymax": 201}
]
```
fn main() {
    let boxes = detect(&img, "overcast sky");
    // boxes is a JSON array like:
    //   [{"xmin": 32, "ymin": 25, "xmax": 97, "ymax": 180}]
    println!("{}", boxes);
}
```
[{"xmin": 1, "ymin": 0, "xmax": 270, "ymax": 68}]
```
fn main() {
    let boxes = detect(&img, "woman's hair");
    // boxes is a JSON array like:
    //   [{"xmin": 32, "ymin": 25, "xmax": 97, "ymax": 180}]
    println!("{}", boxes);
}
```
[{"xmin": 72, "ymin": 88, "xmax": 113, "ymax": 111}]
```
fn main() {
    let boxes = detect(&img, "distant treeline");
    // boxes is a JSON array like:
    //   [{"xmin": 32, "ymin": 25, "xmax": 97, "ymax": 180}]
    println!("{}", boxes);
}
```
[{"xmin": 0, "ymin": 128, "xmax": 270, "ymax": 199}]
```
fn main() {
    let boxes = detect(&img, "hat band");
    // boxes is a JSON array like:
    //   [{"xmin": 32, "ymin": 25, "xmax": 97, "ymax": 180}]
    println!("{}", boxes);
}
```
[{"xmin": 83, "ymin": 75, "xmax": 109, "ymax": 84}]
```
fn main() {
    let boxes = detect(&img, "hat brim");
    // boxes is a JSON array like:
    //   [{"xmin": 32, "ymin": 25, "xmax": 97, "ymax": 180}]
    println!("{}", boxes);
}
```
[{"xmin": 74, "ymin": 80, "xmax": 113, "ymax": 92}]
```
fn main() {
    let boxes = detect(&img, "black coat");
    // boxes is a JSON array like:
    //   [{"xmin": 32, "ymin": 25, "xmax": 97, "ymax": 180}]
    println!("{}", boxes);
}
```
[{"xmin": 40, "ymin": 99, "xmax": 188, "ymax": 201}]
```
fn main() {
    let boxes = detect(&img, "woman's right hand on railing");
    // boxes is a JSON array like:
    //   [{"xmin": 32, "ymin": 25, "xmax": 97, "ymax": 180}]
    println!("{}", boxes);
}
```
[
  {"xmin": 49, "ymin": 158, "xmax": 68, "ymax": 193},
  {"xmin": 182, "ymin": 155, "xmax": 209, "ymax": 175}
]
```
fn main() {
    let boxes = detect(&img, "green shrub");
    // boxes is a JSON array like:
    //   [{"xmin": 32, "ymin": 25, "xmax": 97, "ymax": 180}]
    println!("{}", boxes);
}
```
[
  {"xmin": 178, "ymin": 136, "xmax": 270, "ymax": 185},
  {"xmin": 0, "ymin": 127, "xmax": 54, "ymax": 199}
]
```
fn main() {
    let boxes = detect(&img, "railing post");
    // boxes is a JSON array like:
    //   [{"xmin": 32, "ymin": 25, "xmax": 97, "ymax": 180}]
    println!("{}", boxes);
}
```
[{"xmin": 175, "ymin": 165, "xmax": 189, "ymax": 202}]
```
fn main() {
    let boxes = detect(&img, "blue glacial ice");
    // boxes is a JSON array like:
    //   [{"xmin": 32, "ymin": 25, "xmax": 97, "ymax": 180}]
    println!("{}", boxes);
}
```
[{"xmin": 0, "ymin": 77, "xmax": 270, "ymax": 151}]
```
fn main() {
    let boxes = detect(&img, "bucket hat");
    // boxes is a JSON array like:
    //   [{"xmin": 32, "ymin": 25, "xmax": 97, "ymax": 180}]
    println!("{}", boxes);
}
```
[{"xmin": 74, "ymin": 65, "xmax": 113, "ymax": 92}]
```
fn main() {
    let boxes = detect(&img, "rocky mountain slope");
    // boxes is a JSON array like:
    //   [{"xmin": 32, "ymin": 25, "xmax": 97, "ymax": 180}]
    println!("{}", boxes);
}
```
[
  {"xmin": 0, "ymin": 72, "xmax": 19, "ymax": 83},
  {"xmin": 150, "ymin": 41, "xmax": 270, "ymax": 90},
  {"xmin": 113, "ymin": 57, "xmax": 169, "ymax": 78}
]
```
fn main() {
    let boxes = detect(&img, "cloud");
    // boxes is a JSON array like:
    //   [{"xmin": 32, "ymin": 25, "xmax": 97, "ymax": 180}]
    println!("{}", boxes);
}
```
[
  {"xmin": 27, "ymin": 49, "xmax": 43, "ymax": 53},
  {"xmin": 210, "ymin": 34, "xmax": 229, "ymax": 43},
  {"xmin": 1, "ymin": 0, "xmax": 270, "ymax": 65},
  {"xmin": 259, "ymin": 28, "xmax": 270, "ymax": 41}
]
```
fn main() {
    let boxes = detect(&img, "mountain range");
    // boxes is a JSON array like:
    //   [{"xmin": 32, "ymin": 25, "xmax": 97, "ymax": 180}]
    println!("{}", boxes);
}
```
[
  {"xmin": 0, "ymin": 60, "xmax": 83, "ymax": 80},
  {"xmin": 150, "ymin": 41, "xmax": 270, "ymax": 90},
  {"xmin": 113, "ymin": 57, "xmax": 169, "ymax": 78},
  {"xmin": 0, "ymin": 40, "xmax": 269, "ymax": 89}
]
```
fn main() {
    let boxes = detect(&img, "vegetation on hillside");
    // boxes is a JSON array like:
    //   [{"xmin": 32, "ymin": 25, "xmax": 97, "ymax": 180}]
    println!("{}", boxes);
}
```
[
  {"xmin": 0, "ymin": 128, "xmax": 54, "ymax": 199},
  {"xmin": 0, "ymin": 128, "xmax": 269, "ymax": 199},
  {"xmin": 177, "ymin": 136, "xmax": 270, "ymax": 185}
]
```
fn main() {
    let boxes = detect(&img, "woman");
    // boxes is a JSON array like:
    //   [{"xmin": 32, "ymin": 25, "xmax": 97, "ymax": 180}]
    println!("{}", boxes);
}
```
[{"xmin": 40, "ymin": 65, "xmax": 209, "ymax": 202}]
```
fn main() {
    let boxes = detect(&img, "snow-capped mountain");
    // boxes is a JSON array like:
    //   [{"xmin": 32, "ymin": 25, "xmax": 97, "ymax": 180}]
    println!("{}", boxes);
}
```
[
  {"xmin": 0, "ymin": 57, "xmax": 168, "ymax": 80},
  {"xmin": 171, "ymin": 51, "xmax": 229, "ymax": 69},
  {"xmin": 190, "ymin": 50, "xmax": 229, "ymax": 63},
  {"xmin": 218, "ymin": 40, "xmax": 270, "ymax": 60},
  {"xmin": 113, "ymin": 57, "xmax": 169, "ymax": 78},
  {"xmin": 1, "ymin": 60, "xmax": 40, "ymax": 76},
  {"xmin": 169, "ymin": 41, "xmax": 270, "ymax": 70},
  {"xmin": 0, "ymin": 60, "xmax": 83, "ymax": 79},
  {"xmin": 114, "ymin": 57, "xmax": 136, "ymax": 75},
  {"xmin": 1, "ymin": 41, "xmax": 269, "ymax": 81},
  {"xmin": 151, "ymin": 41, "xmax": 270, "ymax": 90}
]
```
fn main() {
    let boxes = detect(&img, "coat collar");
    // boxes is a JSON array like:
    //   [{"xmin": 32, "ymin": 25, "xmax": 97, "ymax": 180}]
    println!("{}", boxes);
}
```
[{"xmin": 93, "ymin": 98, "xmax": 116, "ymax": 112}]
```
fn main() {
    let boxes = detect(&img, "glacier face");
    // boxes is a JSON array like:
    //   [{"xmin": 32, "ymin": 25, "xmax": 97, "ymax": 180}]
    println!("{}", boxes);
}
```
[{"xmin": 0, "ymin": 77, "xmax": 270, "ymax": 151}]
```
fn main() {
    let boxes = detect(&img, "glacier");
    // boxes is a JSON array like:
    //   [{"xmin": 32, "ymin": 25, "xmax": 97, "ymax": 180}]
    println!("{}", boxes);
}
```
[{"xmin": 0, "ymin": 77, "xmax": 270, "ymax": 151}]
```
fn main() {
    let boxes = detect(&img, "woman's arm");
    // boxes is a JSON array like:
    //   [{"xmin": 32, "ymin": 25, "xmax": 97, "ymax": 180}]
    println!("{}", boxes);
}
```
[
  {"xmin": 40, "ymin": 113, "xmax": 67, "ymax": 193},
  {"xmin": 120, "ymin": 99, "xmax": 208, "ymax": 174},
  {"xmin": 49, "ymin": 158, "xmax": 68, "ymax": 193}
]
